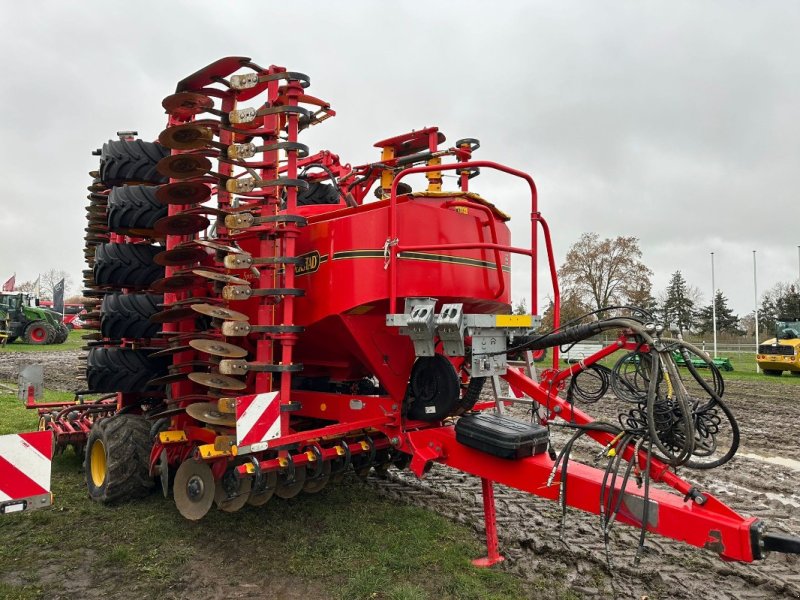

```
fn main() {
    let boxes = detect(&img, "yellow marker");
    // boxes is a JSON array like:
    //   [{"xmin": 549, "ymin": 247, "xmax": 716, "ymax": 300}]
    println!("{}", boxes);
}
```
[
  {"xmin": 159, "ymin": 430, "xmax": 188, "ymax": 444},
  {"xmin": 198, "ymin": 443, "xmax": 232, "ymax": 459},
  {"xmin": 426, "ymin": 156, "xmax": 442, "ymax": 192},
  {"xmin": 495, "ymin": 314, "xmax": 533, "ymax": 328},
  {"xmin": 380, "ymin": 147, "xmax": 395, "ymax": 195}
]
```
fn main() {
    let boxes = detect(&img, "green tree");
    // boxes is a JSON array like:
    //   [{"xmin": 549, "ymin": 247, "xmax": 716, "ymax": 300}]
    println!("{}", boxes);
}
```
[
  {"xmin": 513, "ymin": 298, "xmax": 527, "ymax": 315},
  {"xmin": 558, "ymin": 233, "xmax": 653, "ymax": 312},
  {"xmin": 661, "ymin": 271, "xmax": 698, "ymax": 333},
  {"xmin": 759, "ymin": 282, "xmax": 800, "ymax": 334},
  {"xmin": 696, "ymin": 290, "xmax": 742, "ymax": 335},
  {"xmin": 538, "ymin": 290, "xmax": 592, "ymax": 333}
]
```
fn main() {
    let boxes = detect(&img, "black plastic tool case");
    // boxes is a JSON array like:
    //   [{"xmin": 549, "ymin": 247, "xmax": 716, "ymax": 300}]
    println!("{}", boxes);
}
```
[{"xmin": 455, "ymin": 413, "xmax": 549, "ymax": 459}]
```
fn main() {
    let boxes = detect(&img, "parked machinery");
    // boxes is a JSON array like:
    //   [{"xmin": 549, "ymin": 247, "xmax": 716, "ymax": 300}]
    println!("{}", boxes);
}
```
[
  {"xmin": 68, "ymin": 57, "xmax": 799, "ymax": 564},
  {"xmin": 757, "ymin": 315, "xmax": 800, "ymax": 376}
]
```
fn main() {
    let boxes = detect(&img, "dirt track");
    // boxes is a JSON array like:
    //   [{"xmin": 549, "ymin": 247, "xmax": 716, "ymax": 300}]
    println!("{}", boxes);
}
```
[{"xmin": 2, "ymin": 350, "xmax": 799, "ymax": 598}]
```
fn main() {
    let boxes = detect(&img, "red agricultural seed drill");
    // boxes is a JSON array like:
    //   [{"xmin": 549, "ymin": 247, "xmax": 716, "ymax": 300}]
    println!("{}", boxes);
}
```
[{"xmin": 7, "ymin": 57, "xmax": 799, "ymax": 567}]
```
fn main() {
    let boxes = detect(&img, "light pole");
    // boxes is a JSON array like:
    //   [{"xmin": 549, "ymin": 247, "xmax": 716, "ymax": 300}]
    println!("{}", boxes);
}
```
[
  {"xmin": 711, "ymin": 252, "xmax": 717, "ymax": 358},
  {"xmin": 753, "ymin": 250, "xmax": 759, "ymax": 373}
]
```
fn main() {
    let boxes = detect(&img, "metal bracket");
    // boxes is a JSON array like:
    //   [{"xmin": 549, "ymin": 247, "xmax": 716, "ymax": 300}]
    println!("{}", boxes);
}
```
[{"xmin": 436, "ymin": 303, "xmax": 465, "ymax": 356}]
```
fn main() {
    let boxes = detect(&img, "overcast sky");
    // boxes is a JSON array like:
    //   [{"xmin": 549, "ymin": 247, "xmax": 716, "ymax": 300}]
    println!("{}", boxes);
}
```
[{"xmin": 1, "ymin": 1, "xmax": 798, "ymax": 317}]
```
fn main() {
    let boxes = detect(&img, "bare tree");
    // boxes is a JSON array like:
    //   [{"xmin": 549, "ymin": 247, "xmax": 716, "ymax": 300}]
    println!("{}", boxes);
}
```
[
  {"xmin": 40, "ymin": 269, "xmax": 73, "ymax": 301},
  {"xmin": 558, "ymin": 233, "xmax": 654, "ymax": 312}
]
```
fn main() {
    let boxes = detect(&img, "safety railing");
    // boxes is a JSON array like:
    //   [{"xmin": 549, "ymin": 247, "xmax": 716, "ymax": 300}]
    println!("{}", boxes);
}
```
[{"xmin": 387, "ymin": 160, "xmax": 563, "ymax": 364}]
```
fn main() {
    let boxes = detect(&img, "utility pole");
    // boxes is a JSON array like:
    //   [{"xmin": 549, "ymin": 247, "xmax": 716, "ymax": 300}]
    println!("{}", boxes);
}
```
[
  {"xmin": 711, "ymin": 252, "xmax": 717, "ymax": 358},
  {"xmin": 754, "ymin": 250, "xmax": 759, "ymax": 373}
]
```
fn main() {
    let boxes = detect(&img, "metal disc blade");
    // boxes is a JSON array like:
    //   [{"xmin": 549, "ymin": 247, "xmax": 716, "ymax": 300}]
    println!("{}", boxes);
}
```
[
  {"xmin": 190, "ymin": 303, "xmax": 249, "ymax": 322},
  {"xmin": 185, "ymin": 401, "xmax": 236, "ymax": 427},
  {"xmin": 149, "ymin": 306, "xmax": 197, "ymax": 324},
  {"xmin": 161, "ymin": 297, "xmax": 223, "ymax": 309},
  {"xmin": 154, "ymin": 213, "xmax": 211, "ymax": 236},
  {"xmin": 188, "ymin": 372, "xmax": 246, "ymax": 391},
  {"xmin": 189, "ymin": 339, "xmax": 248, "ymax": 358},
  {"xmin": 156, "ymin": 154, "xmax": 213, "ymax": 180},
  {"xmin": 158, "ymin": 448, "xmax": 170, "ymax": 498},
  {"xmin": 302, "ymin": 461, "xmax": 332, "ymax": 494},
  {"xmin": 173, "ymin": 459, "xmax": 215, "ymax": 521},
  {"xmin": 247, "ymin": 470, "xmax": 278, "ymax": 507},
  {"xmin": 150, "ymin": 275, "xmax": 204, "ymax": 293},
  {"xmin": 274, "ymin": 466, "xmax": 307, "ymax": 499},
  {"xmin": 155, "ymin": 181, "xmax": 212, "ymax": 206},
  {"xmin": 214, "ymin": 464, "xmax": 253, "ymax": 513},
  {"xmin": 192, "ymin": 269, "xmax": 248, "ymax": 285},
  {"xmin": 154, "ymin": 246, "xmax": 207, "ymax": 266},
  {"xmin": 158, "ymin": 122, "xmax": 216, "ymax": 150},
  {"xmin": 147, "ymin": 372, "xmax": 189, "ymax": 387},
  {"xmin": 149, "ymin": 344, "xmax": 193, "ymax": 358},
  {"xmin": 162, "ymin": 91, "xmax": 214, "ymax": 118},
  {"xmin": 193, "ymin": 239, "xmax": 243, "ymax": 254}
]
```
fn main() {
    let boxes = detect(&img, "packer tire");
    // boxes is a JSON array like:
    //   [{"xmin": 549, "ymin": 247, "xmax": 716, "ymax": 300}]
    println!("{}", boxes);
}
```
[
  {"xmin": 85, "ymin": 414, "xmax": 155, "ymax": 503},
  {"xmin": 107, "ymin": 185, "xmax": 167, "ymax": 233},
  {"xmin": 86, "ymin": 347, "xmax": 168, "ymax": 393},
  {"xmin": 93, "ymin": 243, "xmax": 164, "ymax": 288},
  {"xmin": 99, "ymin": 140, "xmax": 169, "ymax": 187},
  {"xmin": 23, "ymin": 321, "xmax": 54, "ymax": 345},
  {"xmin": 100, "ymin": 293, "xmax": 163, "ymax": 340}
]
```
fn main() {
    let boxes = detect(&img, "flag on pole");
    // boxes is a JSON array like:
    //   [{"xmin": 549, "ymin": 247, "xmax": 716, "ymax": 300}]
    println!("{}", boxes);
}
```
[
  {"xmin": 2, "ymin": 274, "xmax": 14, "ymax": 292},
  {"xmin": 53, "ymin": 279, "xmax": 65, "ymax": 316},
  {"xmin": 33, "ymin": 275, "xmax": 40, "ymax": 299}
]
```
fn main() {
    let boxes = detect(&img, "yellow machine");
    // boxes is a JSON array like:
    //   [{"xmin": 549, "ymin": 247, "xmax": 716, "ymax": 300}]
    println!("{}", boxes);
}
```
[{"xmin": 757, "ymin": 316, "xmax": 800, "ymax": 375}]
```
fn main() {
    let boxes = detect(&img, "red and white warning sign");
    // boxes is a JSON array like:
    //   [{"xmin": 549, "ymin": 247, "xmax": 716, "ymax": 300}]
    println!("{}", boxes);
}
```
[
  {"xmin": 236, "ymin": 392, "xmax": 281, "ymax": 453},
  {"xmin": 0, "ymin": 431, "xmax": 53, "ymax": 514}
]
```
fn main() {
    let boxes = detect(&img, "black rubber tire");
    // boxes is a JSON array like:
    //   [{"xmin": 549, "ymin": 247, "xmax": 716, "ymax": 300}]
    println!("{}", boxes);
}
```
[
  {"xmin": 107, "ymin": 185, "xmax": 167, "ymax": 233},
  {"xmin": 297, "ymin": 182, "xmax": 340, "ymax": 206},
  {"xmin": 763, "ymin": 369, "xmax": 783, "ymax": 376},
  {"xmin": 86, "ymin": 347, "xmax": 168, "ymax": 393},
  {"xmin": 23, "ymin": 321, "xmax": 55, "ymax": 345},
  {"xmin": 85, "ymin": 414, "xmax": 155, "ymax": 503},
  {"xmin": 5, "ymin": 335, "xmax": 17, "ymax": 344},
  {"xmin": 100, "ymin": 293, "xmax": 163, "ymax": 340},
  {"xmin": 53, "ymin": 323, "xmax": 69, "ymax": 344},
  {"xmin": 93, "ymin": 243, "xmax": 164, "ymax": 288},
  {"xmin": 99, "ymin": 140, "xmax": 169, "ymax": 187}
]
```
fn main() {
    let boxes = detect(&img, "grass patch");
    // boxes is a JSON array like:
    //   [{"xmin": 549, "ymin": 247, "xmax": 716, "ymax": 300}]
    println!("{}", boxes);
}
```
[
  {"xmin": 0, "ymin": 329, "xmax": 89, "ymax": 353},
  {"xmin": 0, "ymin": 389, "xmax": 535, "ymax": 600}
]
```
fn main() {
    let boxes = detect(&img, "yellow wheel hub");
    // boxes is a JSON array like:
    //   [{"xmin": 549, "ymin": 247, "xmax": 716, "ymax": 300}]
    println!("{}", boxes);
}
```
[{"xmin": 90, "ymin": 439, "xmax": 107, "ymax": 487}]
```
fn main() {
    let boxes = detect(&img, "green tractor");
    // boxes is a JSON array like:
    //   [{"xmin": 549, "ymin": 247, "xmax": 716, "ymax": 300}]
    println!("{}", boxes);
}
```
[{"xmin": 0, "ymin": 292, "xmax": 69, "ymax": 345}]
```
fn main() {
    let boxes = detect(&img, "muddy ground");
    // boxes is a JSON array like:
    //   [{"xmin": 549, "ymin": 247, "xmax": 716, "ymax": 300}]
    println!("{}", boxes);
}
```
[{"xmin": 1, "ymin": 350, "xmax": 799, "ymax": 599}]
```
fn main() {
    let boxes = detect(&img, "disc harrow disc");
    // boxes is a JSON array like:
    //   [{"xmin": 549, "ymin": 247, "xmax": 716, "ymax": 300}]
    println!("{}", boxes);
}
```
[
  {"xmin": 154, "ymin": 213, "xmax": 211, "ymax": 236},
  {"xmin": 247, "ymin": 470, "xmax": 278, "ymax": 507},
  {"xmin": 193, "ymin": 239, "xmax": 243, "ymax": 254},
  {"xmin": 186, "ymin": 401, "xmax": 236, "ymax": 427},
  {"xmin": 302, "ymin": 460, "xmax": 332, "ymax": 494},
  {"xmin": 156, "ymin": 154, "xmax": 213, "ymax": 180},
  {"xmin": 190, "ymin": 303, "xmax": 249, "ymax": 322},
  {"xmin": 162, "ymin": 92, "xmax": 215, "ymax": 118},
  {"xmin": 274, "ymin": 465, "xmax": 307, "ymax": 499},
  {"xmin": 192, "ymin": 269, "xmax": 248, "ymax": 285},
  {"xmin": 189, "ymin": 339, "xmax": 248, "ymax": 358},
  {"xmin": 173, "ymin": 459, "xmax": 215, "ymax": 521},
  {"xmin": 150, "ymin": 274, "xmax": 204, "ymax": 293},
  {"xmin": 157, "ymin": 448, "xmax": 170, "ymax": 498},
  {"xmin": 154, "ymin": 246, "xmax": 208, "ymax": 267},
  {"xmin": 155, "ymin": 180, "xmax": 213, "ymax": 206},
  {"xmin": 188, "ymin": 372, "xmax": 246, "ymax": 391},
  {"xmin": 158, "ymin": 122, "xmax": 216, "ymax": 150},
  {"xmin": 149, "ymin": 344, "xmax": 193, "ymax": 358},
  {"xmin": 214, "ymin": 461, "xmax": 252, "ymax": 513}
]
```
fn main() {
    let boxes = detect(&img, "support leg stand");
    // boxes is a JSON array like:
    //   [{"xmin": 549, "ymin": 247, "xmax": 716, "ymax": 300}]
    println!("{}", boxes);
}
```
[{"xmin": 472, "ymin": 477, "xmax": 505, "ymax": 567}]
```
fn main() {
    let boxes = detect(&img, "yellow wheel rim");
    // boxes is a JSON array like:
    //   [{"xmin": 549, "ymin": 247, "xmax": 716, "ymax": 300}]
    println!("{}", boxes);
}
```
[{"xmin": 90, "ymin": 439, "xmax": 107, "ymax": 487}]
